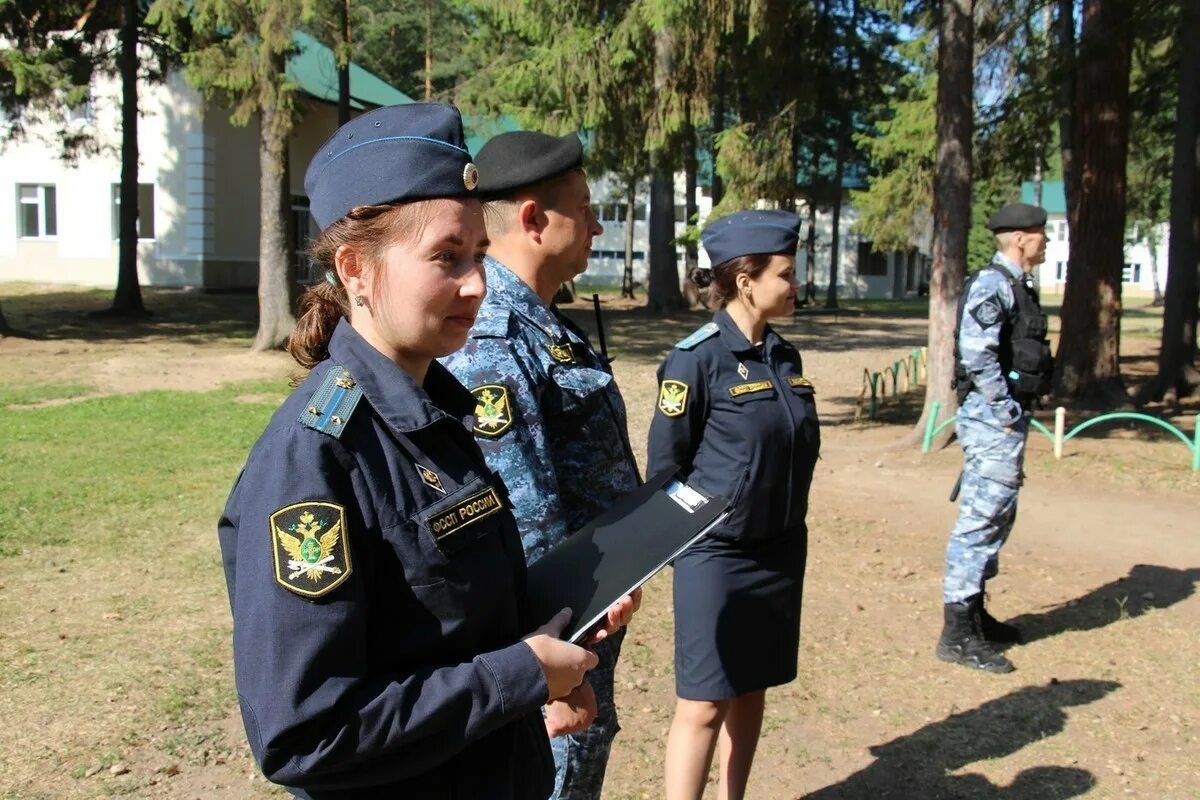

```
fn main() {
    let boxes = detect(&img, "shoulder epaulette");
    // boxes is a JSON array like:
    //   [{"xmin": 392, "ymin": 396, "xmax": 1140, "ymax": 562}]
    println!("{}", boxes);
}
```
[
  {"xmin": 675, "ymin": 322, "xmax": 720, "ymax": 350},
  {"xmin": 298, "ymin": 365, "xmax": 364, "ymax": 440}
]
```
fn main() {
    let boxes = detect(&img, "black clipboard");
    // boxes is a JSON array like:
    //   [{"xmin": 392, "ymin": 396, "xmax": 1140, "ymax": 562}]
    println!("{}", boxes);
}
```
[{"xmin": 525, "ymin": 468, "xmax": 730, "ymax": 643}]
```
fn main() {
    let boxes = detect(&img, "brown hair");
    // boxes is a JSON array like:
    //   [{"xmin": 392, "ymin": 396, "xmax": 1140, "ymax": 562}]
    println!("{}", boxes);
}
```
[
  {"xmin": 287, "ymin": 201, "xmax": 433, "ymax": 369},
  {"xmin": 707, "ymin": 254, "xmax": 773, "ymax": 307}
]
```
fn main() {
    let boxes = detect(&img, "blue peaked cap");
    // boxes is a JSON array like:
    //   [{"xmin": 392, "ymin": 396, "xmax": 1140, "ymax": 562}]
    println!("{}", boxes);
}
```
[
  {"xmin": 701, "ymin": 210, "xmax": 802, "ymax": 267},
  {"xmin": 304, "ymin": 103, "xmax": 479, "ymax": 230}
]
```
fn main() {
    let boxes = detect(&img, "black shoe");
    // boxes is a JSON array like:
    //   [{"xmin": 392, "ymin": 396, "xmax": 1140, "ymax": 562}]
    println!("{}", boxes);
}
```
[
  {"xmin": 936, "ymin": 595, "xmax": 1015, "ymax": 674},
  {"xmin": 979, "ymin": 602, "xmax": 1021, "ymax": 644}
]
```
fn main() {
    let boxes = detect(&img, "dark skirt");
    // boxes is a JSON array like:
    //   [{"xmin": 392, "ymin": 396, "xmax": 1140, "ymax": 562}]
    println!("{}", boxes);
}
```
[{"xmin": 672, "ymin": 527, "xmax": 808, "ymax": 700}]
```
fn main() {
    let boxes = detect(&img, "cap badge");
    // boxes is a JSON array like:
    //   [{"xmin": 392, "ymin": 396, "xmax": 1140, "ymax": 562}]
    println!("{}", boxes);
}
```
[{"xmin": 463, "ymin": 162, "xmax": 480, "ymax": 191}]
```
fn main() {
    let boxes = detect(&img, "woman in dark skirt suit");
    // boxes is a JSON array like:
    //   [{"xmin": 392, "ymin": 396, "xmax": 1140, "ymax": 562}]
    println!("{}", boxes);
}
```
[{"xmin": 647, "ymin": 209, "xmax": 820, "ymax": 800}]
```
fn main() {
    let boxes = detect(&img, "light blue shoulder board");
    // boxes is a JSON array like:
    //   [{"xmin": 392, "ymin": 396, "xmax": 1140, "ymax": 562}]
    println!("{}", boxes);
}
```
[
  {"xmin": 675, "ymin": 322, "xmax": 720, "ymax": 350},
  {"xmin": 298, "ymin": 365, "xmax": 364, "ymax": 440}
]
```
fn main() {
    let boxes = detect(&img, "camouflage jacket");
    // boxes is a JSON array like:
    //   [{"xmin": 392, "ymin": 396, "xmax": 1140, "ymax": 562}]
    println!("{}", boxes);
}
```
[
  {"xmin": 956, "ymin": 252, "xmax": 1027, "ymax": 425},
  {"xmin": 440, "ymin": 257, "xmax": 640, "ymax": 564}
]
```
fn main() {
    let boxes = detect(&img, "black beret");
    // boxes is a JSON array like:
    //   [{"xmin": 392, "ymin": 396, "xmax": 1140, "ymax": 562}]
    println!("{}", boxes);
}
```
[
  {"xmin": 304, "ymin": 102, "xmax": 479, "ymax": 230},
  {"xmin": 701, "ymin": 210, "xmax": 801, "ymax": 268},
  {"xmin": 474, "ymin": 131, "xmax": 584, "ymax": 197},
  {"xmin": 987, "ymin": 202, "xmax": 1048, "ymax": 232}
]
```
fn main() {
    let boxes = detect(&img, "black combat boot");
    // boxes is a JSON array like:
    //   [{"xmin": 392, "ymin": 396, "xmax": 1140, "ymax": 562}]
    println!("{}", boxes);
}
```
[
  {"xmin": 936, "ymin": 595, "xmax": 1015, "ymax": 673},
  {"xmin": 978, "ymin": 594, "xmax": 1021, "ymax": 644}
]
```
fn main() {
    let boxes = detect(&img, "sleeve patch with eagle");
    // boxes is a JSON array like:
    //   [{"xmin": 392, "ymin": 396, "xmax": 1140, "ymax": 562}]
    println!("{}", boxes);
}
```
[
  {"xmin": 271, "ymin": 501, "xmax": 352, "ymax": 598},
  {"xmin": 658, "ymin": 380, "xmax": 689, "ymax": 417},
  {"xmin": 471, "ymin": 384, "xmax": 514, "ymax": 438}
]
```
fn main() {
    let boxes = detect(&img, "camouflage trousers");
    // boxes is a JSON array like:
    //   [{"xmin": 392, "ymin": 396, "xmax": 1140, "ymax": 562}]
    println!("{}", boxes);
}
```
[
  {"xmin": 943, "ymin": 397, "xmax": 1029, "ymax": 604},
  {"xmin": 549, "ymin": 627, "xmax": 625, "ymax": 800}
]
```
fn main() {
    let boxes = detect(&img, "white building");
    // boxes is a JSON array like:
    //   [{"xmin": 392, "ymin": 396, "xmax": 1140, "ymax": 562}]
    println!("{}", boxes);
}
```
[
  {"xmin": 0, "ymin": 33, "xmax": 433, "ymax": 290},
  {"xmin": 582, "ymin": 174, "xmax": 929, "ymax": 300},
  {"xmin": 1024, "ymin": 181, "xmax": 1166, "ymax": 297}
]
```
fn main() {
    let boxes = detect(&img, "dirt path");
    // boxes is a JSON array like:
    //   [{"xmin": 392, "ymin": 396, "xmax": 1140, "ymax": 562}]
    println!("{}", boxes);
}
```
[{"xmin": 2, "ymin": 294, "xmax": 1196, "ymax": 799}]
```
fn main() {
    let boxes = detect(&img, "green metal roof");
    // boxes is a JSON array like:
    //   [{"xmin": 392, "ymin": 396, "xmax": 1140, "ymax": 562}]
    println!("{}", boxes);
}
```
[
  {"xmin": 289, "ymin": 31, "xmax": 415, "ymax": 110},
  {"xmin": 1021, "ymin": 180, "xmax": 1067, "ymax": 214},
  {"xmin": 287, "ymin": 31, "xmax": 518, "ymax": 154}
]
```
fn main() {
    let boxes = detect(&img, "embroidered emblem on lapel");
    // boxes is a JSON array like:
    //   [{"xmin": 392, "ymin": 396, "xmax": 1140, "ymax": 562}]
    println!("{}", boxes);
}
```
[
  {"xmin": 787, "ymin": 376, "xmax": 814, "ymax": 389},
  {"xmin": 547, "ymin": 343, "xmax": 576, "ymax": 364},
  {"xmin": 658, "ymin": 380, "xmax": 689, "ymax": 417},
  {"xmin": 729, "ymin": 380, "xmax": 773, "ymax": 398},
  {"xmin": 427, "ymin": 486, "xmax": 504, "ymax": 540},
  {"xmin": 737, "ymin": 362, "xmax": 749, "ymax": 379},
  {"xmin": 271, "ymin": 501, "xmax": 352, "ymax": 598},
  {"xmin": 471, "ymin": 384, "xmax": 513, "ymax": 438},
  {"xmin": 416, "ymin": 463, "xmax": 445, "ymax": 493}
]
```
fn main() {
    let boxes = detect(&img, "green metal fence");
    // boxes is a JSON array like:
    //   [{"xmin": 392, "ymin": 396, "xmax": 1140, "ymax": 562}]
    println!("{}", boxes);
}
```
[
  {"xmin": 921, "ymin": 401, "xmax": 1200, "ymax": 471},
  {"xmin": 857, "ymin": 347, "xmax": 927, "ymax": 421}
]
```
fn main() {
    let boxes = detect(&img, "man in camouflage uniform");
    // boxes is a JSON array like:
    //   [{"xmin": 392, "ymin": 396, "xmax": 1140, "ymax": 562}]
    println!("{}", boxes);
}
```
[
  {"xmin": 440, "ymin": 130, "xmax": 641, "ymax": 799},
  {"xmin": 937, "ymin": 202, "xmax": 1053, "ymax": 674}
]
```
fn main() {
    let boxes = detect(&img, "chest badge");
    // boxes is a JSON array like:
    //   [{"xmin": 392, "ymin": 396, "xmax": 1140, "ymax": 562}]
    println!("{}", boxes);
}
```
[
  {"xmin": 471, "ymin": 384, "xmax": 514, "ymax": 438},
  {"xmin": 658, "ymin": 379, "xmax": 689, "ymax": 417},
  {"xmin": 416, "ymin": 463, "xmax": 446, "ymax": 493},
  {"xmin": 737, "ymin": 362, "xmax": 749, "ymax": 379},
  {"xmin": 270, "ymin": 502, "xmax": 352, "ymax": 598},
  {"xmin": 547, "ymin": 343, "xmax": 576, "ymax": 364}
]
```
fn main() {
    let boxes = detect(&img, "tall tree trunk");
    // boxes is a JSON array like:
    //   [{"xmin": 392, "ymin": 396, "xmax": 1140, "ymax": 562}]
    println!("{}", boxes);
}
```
[
  {"xmin": 911, "ymin": 0, "xmax": 973, "ymax": 449},
  {"xmin": 710, "ymin": 63, "xmax": 725, "ymax": 207},
  {"xmin": 648, "ymin": 169, "xmax": 684, "ymax": 312},
  {"xmin": 647, "ymin": 25, "xmax": 683, "ymax": 313},
  {"xmin": 1149, "ymin": 0, "xmax": 1200, "ymax": 400},
  {"xmin": 683, "ymin": 116, "xmax": 698, "ymax": 274},
  {"xmin": 825, "ymin": 134, "xmax": 846, "ymax": 308},
  {"xmin": 623, "ymin": 178, "xmax": 636, "ymax": 299},
  {"xmin": 1056, "ymin": 0, "xmax": 1080, "ymax": 232},
  {"xmin": 112, "ymin": 0, "xmax": 146, "ymax": 316},
  {"xmin": 252, "ymin": 80, "xmax": 297, "ymax": 351},
  {"xmin": 338, "ymin": 0, "xmax": 351, "ymax": 125},
  {"xmin": 424, "ymin": 0, "xmax": 433, "ymax": 100},
  {"xmin": 1053, "ymin": 0, "xmax": 1133, "ymax": 405}
]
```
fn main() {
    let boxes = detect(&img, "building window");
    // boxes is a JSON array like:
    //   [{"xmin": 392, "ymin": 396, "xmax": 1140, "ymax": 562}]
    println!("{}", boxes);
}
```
[
  {"xmin": 292, "ymin": 195, "xmax": 318, "ymax": 283},
  {"xmin": 1122, "ymin": 263, "xmax": 1142, "ymax": 284},
  {"xmin": 1056, "ymin": 221, "xmax": 1067, "ymax": 241},
  {"xmin": 17, "ymin": 184, "xmax": 57, "ymax": 238},
  {"xmin": 110, "ymin": 183, "xmax": 156, "ymax": 240},
  {"xmin": 1055, "ymin": 261, "xmax": 1067, "ymax": 281},
  {"xmin": 857, "ymin": 241, "xmax": 888, "ymax": 276}
]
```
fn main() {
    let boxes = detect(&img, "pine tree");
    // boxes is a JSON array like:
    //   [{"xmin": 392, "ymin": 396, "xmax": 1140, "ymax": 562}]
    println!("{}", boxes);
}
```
[
  {"xmin": 150, "ymin": 0, "xmax": 305, "ymax": 351},
  {"xmin": 1053, "ymin": 0, "xmax": 1134, "ymax": 405}
]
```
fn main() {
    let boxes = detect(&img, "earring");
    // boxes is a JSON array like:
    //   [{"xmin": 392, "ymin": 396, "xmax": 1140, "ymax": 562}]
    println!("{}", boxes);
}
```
[{"xmin": 353, "ymin": 295, "xmax": 364, "ymax": 307}]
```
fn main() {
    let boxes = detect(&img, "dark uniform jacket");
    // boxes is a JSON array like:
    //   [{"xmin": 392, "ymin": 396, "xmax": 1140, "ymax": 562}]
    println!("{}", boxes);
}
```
[
  {"xmin": 647, "ymin": 309, "xmax": 821, "ymax": 544},
  {"xmin": 440, "ymin": 257, "xmax": 641, "ymax": 565},
  {"xmin": 218, "ymin": 320, "xmax": 553, "ymax": 800}
]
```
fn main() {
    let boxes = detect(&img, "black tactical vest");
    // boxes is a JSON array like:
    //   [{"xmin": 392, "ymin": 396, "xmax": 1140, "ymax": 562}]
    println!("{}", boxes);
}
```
[{"xmin": 953, "ymin": 265, "xmax": 1053, "ymax": 406}]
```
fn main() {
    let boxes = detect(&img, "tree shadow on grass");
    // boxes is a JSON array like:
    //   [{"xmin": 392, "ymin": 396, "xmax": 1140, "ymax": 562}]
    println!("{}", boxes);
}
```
[
  {"xmin": 0, "ymin": 288, "xmax": 259, "ymax": 344},
  {"xmin": 1004, "ymin": 564, "xmax": 1200, "ymax": 646},
  {"xmin": 800, "ymin": 679, "xmax": 1120, "ymax": 800}
]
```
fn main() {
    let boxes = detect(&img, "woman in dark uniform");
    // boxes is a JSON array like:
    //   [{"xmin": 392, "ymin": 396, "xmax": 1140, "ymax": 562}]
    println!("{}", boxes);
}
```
[
  {"xmin": 647, "ymin": 210, "xmax": 820, "ymax": 800},
  {"xmin": 218, "ymin": 104, "xmax": 634, "ymax": 800}
]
